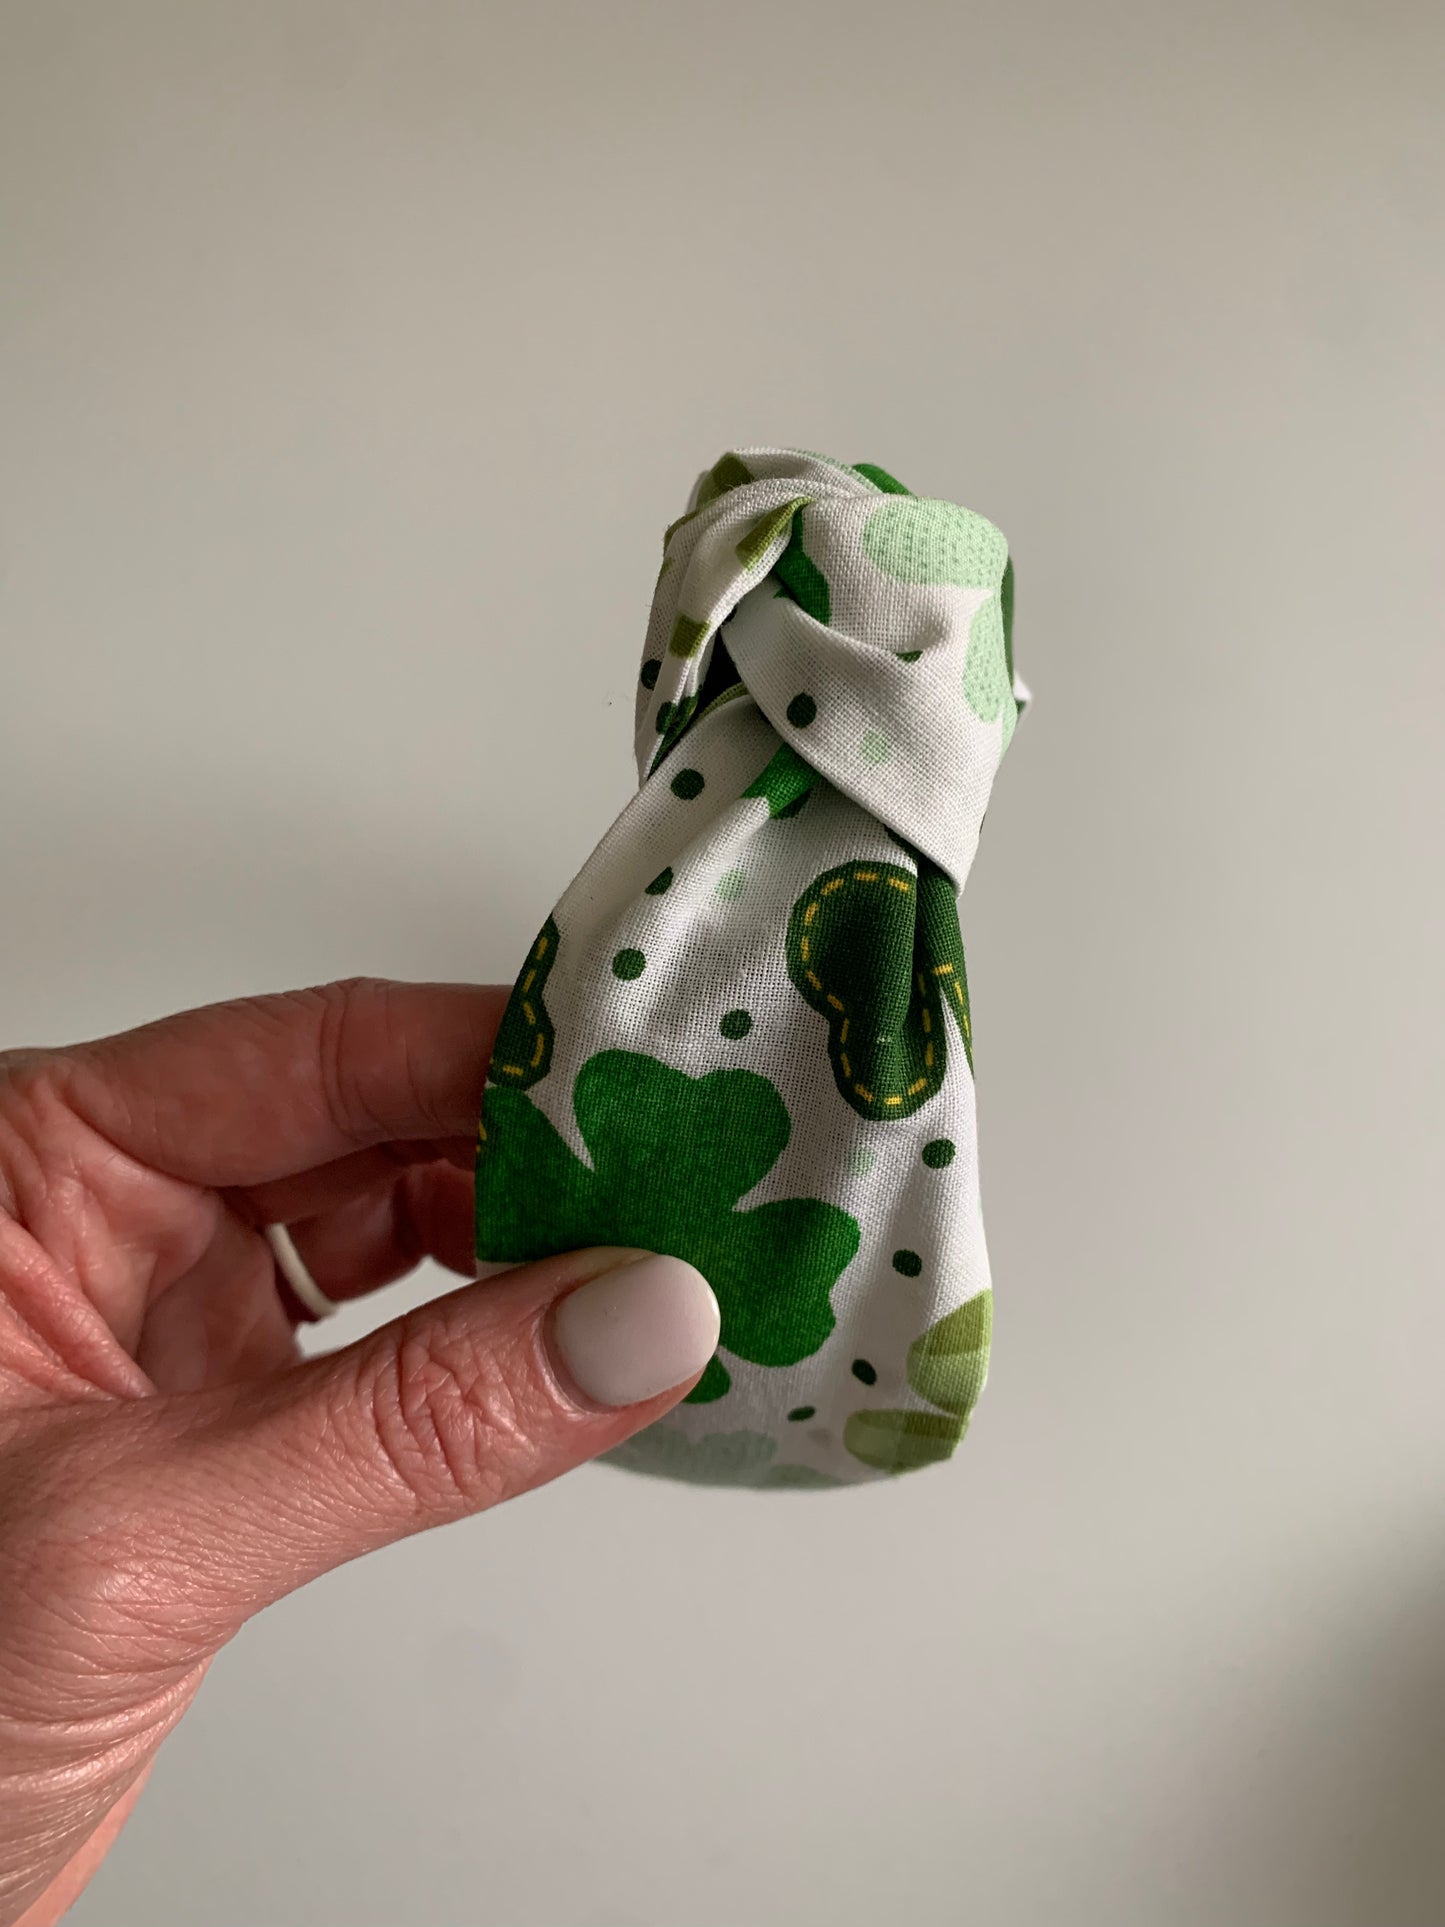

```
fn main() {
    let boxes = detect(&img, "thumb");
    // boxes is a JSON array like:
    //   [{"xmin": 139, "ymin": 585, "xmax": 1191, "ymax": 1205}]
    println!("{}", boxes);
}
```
[{"xmin": 127, "ymin": 1247, "xmax": 718, "ymax": 1633}]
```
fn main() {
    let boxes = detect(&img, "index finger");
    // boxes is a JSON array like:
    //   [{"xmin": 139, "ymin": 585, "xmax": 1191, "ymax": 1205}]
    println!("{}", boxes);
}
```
[{"xmin": 60, "ymin": 979, "xmax": 508, "ymax": 1188}]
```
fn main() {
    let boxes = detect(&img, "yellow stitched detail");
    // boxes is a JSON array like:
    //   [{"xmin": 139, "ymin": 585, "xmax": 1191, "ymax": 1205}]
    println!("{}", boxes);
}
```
[
  {"xmin": 522, "ymin": 969, "xmax": 535, "ymax": 993},
  {"xmin": 499, "ymin": 1064, "xmax": 524, "ymax": 1077},
  {"xmin": 530, "ymin": 1032, "xmax": 546, "ymax": 1069},
  {"xmin": 522, "ymin": 1002, "xmax": 535, "ymax": 1025},
  {"xmin": 535, "ymin": 935, "xmax": 549, "ymax": 958},
  {"xmin": 793, "ymin": 859, "xmax": 967, "ymax": 1120}
]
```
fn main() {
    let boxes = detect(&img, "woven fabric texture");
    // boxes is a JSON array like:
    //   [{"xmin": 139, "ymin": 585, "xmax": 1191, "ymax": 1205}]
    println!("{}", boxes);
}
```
[{"xmin": 475, "ymin": 447, "xmax": 1025, "ymax": 1486}]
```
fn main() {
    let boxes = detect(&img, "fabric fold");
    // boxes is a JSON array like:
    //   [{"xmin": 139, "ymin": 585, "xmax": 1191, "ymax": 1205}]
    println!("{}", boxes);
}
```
[
  {"xmin": 636, "ymin": 448, "xmax": 1021, "ymax": 887},
  {"xmin": 477, "ymin": 446, "xmax": 1025, "ymax": 1487}
]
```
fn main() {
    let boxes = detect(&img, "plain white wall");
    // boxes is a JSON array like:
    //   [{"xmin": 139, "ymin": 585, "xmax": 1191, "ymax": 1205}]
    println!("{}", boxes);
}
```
[{"xmin": 3, "ymin": 3, "xmax": 1443, "ymax": 1923}]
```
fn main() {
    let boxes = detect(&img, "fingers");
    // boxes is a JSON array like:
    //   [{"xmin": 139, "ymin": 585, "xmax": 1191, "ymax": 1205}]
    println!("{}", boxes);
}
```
[
  {"xmin": 133, "ymin": 1158, "xmax": 476, "ymax": 1387},
  {"xmin": 107, "ymin": 1249, "xmax": 721, "ymax": 1639},
  {"xmin": 61, "ymin": 980, "xmax": 508, "ymax": 1190},
  {"xmin": 137, "ymin": 1211, "xmax": 298, "ymax": 1390},
  {"xmin": 279, "ymin": 1160, "xmax": 478, "ymax": 1308},
  {"xmin": 137, "ymin": 1160, "xmax": 477, "ymax": 1382},
  {"xmin": 233, "ymin": 1134, "xmax": 475, "ymax": 1231}
]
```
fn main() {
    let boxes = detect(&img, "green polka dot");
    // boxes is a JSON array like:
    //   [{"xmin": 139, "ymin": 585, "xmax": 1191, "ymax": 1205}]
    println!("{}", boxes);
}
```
[
  {"xmin": 922, "ymin": 1138, "xmax": 956, "ymax": 1168},
  {"xmin": 611, "ymin": 948, "xmax": 646, "ymax": 981},
  {"xmin": 892, "ymin": 1249, "xmax": 923, "ymax": 1277},
  {"xmin": 860, "ymin": 729, "xmax": 890, "ymax": 765},
  {"xmin": 851, "ymin": 1358, "xmax": 878, "ymax": 1385},
  {"xmin": 896, "ymin": 649, "xmax": 922, "ymax": 663},
  {"xmin": 787, "ymin": 1404, "xmax": 815, "ymax": 1422},
  {"xmin": 655, "ymin": 701, "xmax": 675, "ymax": 733},
  {"xmin": 715, "ymin": 867, "xmax": 747, "ymax": 902},
  {"xmin": 862, "ymin": 498, "xmax": 1008, "ymax": 589},
  {"xmin": 671, "ymin": 768, "xmax": 705, "ymax": 800},
  {"xmin": 963, "ymin": 597, "xmax": 1012, "ymax": 726},
  {"xmin": 719, "ymin": 1008, "xmax": 752, "ymax": 1040},
  {"xmin": 645, "ymin": 867, "xmax": 673, "ymax": 895},
  {"xmin": 786, "ymin": 692, "xmax": 817, "ymax": 728},
  {"xmin": 639, "ymin": 659, "xmax": 661, "ymax": 689}
]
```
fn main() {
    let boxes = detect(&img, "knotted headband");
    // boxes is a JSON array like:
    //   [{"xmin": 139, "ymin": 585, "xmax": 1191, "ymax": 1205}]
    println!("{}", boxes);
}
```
[{"xmin": 475, "ymin": 447, "xmax": 1024, "ymax": 1487}]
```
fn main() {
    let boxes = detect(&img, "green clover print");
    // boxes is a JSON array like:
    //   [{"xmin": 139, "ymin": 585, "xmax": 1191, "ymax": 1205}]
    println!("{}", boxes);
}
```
[
  {"xmin": 475, "ymin": 1049, "xmax": 861, "ymax": 1403},
  {"xmin": 843, "ymin": 1289, "xmax": 993, "ymax": 1473}
]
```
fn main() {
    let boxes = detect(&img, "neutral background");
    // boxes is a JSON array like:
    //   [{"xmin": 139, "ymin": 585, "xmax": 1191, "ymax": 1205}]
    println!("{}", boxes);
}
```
[{"xmin": 3, "ymin": 3, "xmax": 1442, "ymax": 1923}]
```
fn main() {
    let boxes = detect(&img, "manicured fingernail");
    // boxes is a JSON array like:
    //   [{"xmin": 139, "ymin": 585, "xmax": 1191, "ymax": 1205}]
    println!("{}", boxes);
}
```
[{"xmin": 551, "ymin": 1254, "xmax": 720, "ymax": 1408}]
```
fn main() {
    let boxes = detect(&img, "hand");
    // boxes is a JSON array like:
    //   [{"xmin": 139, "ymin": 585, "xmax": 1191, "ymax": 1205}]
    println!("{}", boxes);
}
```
[{"xmin": 0, "ymin": 979, "xmax": 718, "ymax": 1925}]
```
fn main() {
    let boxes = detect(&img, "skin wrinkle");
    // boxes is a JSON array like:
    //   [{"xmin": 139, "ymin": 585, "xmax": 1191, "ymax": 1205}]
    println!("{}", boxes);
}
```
[
  {"xmin": 363, "ymin": 1321, "xmax": 522, "ymax": 1514},
  {"xmin": 315, "ymin": 981, "xmax": 378, "ymax": 1150},
  {"xmin": 315, "ymin": 980, "xmax": 459, "ymax": 1152},
  {"xmin": 0, "ymin": 1313, "xmax": 97, "ymax": 1411},
  {"xmin": 0, "ymin": 1665, "xmax": 202, "ymax": 1759},
  {"xmin": 0, "ymin": 1232, "xmax": 139, "ymax": 1409},
  {"xmin": 1, "ymin": 1064, "xmax": 207, "ymax": 1368},
  {"xmin": 0, "ymin": 979, "xmax": 699, "ymax": 1925},
  {"xmin": 0, "ymin": 1755, "xmax": 156, "ymax": 1920},
  {"xmin": 47, "ymin": 1074, "xmax": 222, "ymax": 1306}
]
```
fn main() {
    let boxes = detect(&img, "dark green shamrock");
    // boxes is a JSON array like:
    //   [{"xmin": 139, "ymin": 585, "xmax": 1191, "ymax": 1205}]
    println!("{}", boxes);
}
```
[{"xmin": 475, "ymin": 1049, "xmax": 860, "ymax": 1403}]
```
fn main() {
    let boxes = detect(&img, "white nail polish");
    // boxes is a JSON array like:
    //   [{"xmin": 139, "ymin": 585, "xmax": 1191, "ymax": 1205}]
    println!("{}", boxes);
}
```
[{"xmin": 552, "ymin": 1255, "xmax": 720, "ymax": 1408}]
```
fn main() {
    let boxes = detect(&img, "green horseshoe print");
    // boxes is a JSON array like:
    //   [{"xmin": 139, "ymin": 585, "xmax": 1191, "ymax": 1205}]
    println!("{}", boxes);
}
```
[
  {"xmin": 483, "ymin": 916, "xmax": 559, "ymax": 1097},
  {"xmin": 784, "ymin": 858, "xmax": 973, "ymax": 1121}
]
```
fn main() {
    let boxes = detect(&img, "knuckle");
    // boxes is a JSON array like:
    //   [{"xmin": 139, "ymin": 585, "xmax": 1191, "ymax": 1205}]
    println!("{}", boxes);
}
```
[
  {"xmin": 312, "ymin": 977, "xmax": 418, "ymax": 1142},
  {"xmin": 357, "ymin": 1315, "xmax": 551, "ymax": 1515}
]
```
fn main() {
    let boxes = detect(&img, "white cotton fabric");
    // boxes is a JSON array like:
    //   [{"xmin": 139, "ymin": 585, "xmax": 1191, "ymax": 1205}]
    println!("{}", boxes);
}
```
[{"xmin": 476, "ymin": 448, "xmax": 1025, "ymax": 1487}]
